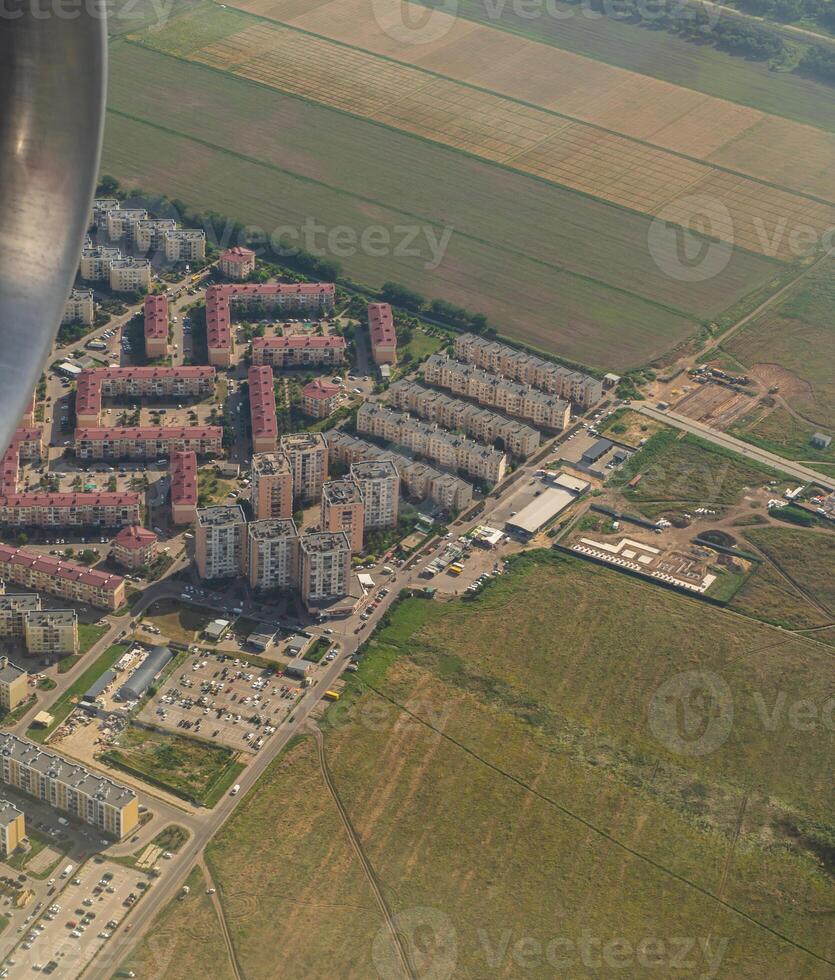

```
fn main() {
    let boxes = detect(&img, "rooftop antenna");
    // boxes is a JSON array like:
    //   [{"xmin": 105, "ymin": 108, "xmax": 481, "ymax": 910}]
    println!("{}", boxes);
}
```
[{"xmin": 0, "ymin": 7, "xmax": 106, "ymax": 454}]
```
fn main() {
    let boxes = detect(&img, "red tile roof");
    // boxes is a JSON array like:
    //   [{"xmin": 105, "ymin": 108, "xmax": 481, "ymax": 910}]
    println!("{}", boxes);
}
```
[
  {"xmin": 0, "ymin": 543, "xmax": 125, "ymax": 591},
  {"xmin": 206, "ymin": 282, "xmax": 336, "ymax": 354},
  {"xmin": 76, "ymin": 426, "xmax": 222, "ymax": 441},
  {"xmin": 0, "ymin": 492, "xmax": 140, "ymax": 508},
  {"xmin": 368, "ymin": 303, "xmax": 396, "ymax": 349},
  {"xmin": 220, "ymin": 246, "xmax": 256, "ymax": 264},
  {"xmin": 302, "ymin": 379, "xmax": 340, "ymax": 401},
  {"xmin": 170, "ymin": 450, "xmax": 197, "ymax": 506},
  {"xmin": 114, "ymin": 525, "xmax": 157, "ymax": 549},
  {"xmin": 76, "ymin": 366, "xmax": 215, "ymax": 420},
  {"xmin": 144, "ymin": 294, "xmax": 168, "ymax": 341},
  {"xmin": 248, "ymin": 366, "xmax": 277, "ymax": 440}
]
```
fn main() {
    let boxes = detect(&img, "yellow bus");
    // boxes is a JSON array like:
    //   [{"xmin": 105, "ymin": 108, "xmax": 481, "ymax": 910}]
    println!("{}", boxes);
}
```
[
  {"xmin": 448, "ymin": 563, "xmax": 463, "ymax": 576},
  {"xmin": 323, "ymin": 690, "xmax": 341, "ymax": 702}
]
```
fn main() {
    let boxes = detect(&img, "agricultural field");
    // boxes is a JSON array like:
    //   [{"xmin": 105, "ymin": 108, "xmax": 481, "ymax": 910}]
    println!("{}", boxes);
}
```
[
  {"xmin": 132, "ymin": 7, "xmax": 835, "ymax": 258},
  {"xmin": 725, "ymin": 258, "xmax": 835, "ymax": 437},
  {"xmin": 744, "ymin": 526, "xmax": 835, "ymax": 616},
  {"xmin": 205, "ymin": 553, "xmax": 833, "ymax": 977},
  {"xmin": 729, "ymin": 551, "xmax": 833, "ymax": 633},
  {"xmin": 102, "ymin": 723, "xmax": 244, "ymax": 805},
  {"xmin": 117, "ymin": 866, "xmax": 236, "ymax": 980},
  {"xmin": 613, "ymin": 430, "xmax": 776, "ymax": 517}
]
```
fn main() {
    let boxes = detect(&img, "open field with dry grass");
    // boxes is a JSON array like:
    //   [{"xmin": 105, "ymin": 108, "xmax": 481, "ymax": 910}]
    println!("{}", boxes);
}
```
[
  {"xmin": 133, "ymin": 6, "xmax": 835, "ymax": 259},
  {"xmin": 117, "ymin": 865, "xmax": 236, "ymax": 980},
  {"xmin": 744, "ymin": 526, "xmax": 835, "ymax": 616},
  {"xmin": 202, "ymin": 553, "xmax": 834, "ymax": 977},
  {"xmin": 228, "ymin": 0, "xmax": 835, "ymax": 205}
]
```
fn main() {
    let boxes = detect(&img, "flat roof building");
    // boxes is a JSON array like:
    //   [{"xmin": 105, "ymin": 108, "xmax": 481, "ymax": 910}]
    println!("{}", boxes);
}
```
[
  {"xmin": 251, "ymin": 452, "xmax": 293, "ymax": 521},
  {"xmin": 300, "ymin": 531, "xmax": 351, "ymax": 610},
  {"xmin": 247, "ymin": 519, "xmax": 300, "ymax": 592},
  {"xmin": 0, "ymin": 657, "xmax": 28, "ymax": 711},
  {"xmin": 351, "ymin": 459, "xmax": 400, "ymax": 531},
  {"xmin": 24, "ymin": 609, "xmax": 79, "ymax": 657},
  {"xmin": 321, "ymin": 480, "xmax": 365, "ymax": 553},
  {"xmin": 582, "ymin": 439, "xmax": 614, "ymax": 465},
  {"xmin": 0, "ymin": 799, "xmax": 25, "ymax": 856},
  {"xmin": 195, "ymin": 505, "xmax": 247, "ymax": 580},
  {"xmin": 280, "ymin": 433, "xmax": 328, "ymax": 503}
]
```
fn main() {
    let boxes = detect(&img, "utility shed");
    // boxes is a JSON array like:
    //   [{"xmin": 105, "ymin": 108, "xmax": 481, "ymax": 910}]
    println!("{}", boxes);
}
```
[
  {"xmin": 82, "ymin": 669, "xmax": 116, "ymax": 703},
  {"xmin": 116, "ymin": 645, "xmax": 173, "ymax": 701},
  {"xmin": 582, "ymin": 438, "xmax": 613, "ymax": 464}
]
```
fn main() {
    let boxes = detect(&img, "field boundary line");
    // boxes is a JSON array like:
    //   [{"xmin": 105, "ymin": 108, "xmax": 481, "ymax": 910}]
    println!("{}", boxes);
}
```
[
  {"xmin": 360, "ymin": 683, "xmax": 835, "ymax": 968},
  {"xmin": 310, "ymin": 726, "xmax": 417, "ymax": 980},
  {"xmin": 215, "ymin": 3, "xmax": 835, "ymax": 210},
  {"xmin": 115, "ymin": 37, "xmax": 789, "ymax": 269},
  {"xmin": 199, "ymin": 858, "xmax": 242, "ymax": 980},
  {"xmin": 104, "ymin": 100, "xmax": 707, "ymax": 327}
]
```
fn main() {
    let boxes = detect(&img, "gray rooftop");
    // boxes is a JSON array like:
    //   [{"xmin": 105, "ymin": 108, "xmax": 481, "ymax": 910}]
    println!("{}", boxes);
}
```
[
  {"xmin": 322, "ymin": 480, "xmax": 363, "ymax": 506},
  {"xmin": 351, "ymin": 459, "xmax": 399, "ymax": 481},
  {"xmin": 300, "ymin": 531, "xmax": 350, "ymax": 555},
  {"xmin": 197, "ymin": 505, "xmax": 247, "ymax": 528},
  {"xmin": 25, "ymin": 609, "xmax": 77, "ymax": 628},
  {"xmin": 0, "ymin": 657, "xmax": 26, "ymax": 685},
  {"xmin": 248, "ymin": 519, "xmax": 299, "ymax": 540},
  {"xmin": 0, "ymin": 799, "xmax": 22, "ymax": 828},
  {"xmin": 0, "ymin": 594, "xmax": 41, "ymax": 614},
  {"xmin": 252, "ymin": 452, "xmax": 292, "ymax": 476}
]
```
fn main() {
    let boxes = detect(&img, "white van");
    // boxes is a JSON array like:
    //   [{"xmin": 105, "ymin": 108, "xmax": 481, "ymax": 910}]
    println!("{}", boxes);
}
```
[{"xmin": 230, "ymin": 784, "xmax": 240, "ymax": 796}]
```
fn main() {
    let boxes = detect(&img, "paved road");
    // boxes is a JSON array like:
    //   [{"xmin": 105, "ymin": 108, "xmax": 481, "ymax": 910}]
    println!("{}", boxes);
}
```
[{"xmin": 632, "ymin": 403, "xmax": 835, "ymax": 490}]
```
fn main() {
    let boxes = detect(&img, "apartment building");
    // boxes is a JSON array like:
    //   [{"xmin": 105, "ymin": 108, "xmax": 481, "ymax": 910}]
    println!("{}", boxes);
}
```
[
  {"xmin": 251, "ymin": 452, "xmax": 293, "ymax": 520},
  {"xmin": 79, "ymin": 245, "xmax": 121, "ymax": 282},
  {"xmin": 135, "ymin": 219, "xmax": 177, "ymax": 253},
  {"xmin": 248, "ymin": 365, "xmax": 278, "ymax": 453},
  {"xmin": 8, "ymin": 428, "xmax": 44, "ymax": 462},
  {"xmin": 105, "ymin": 208, "xmax": 147, "ymax": 242},
  {"xmin": 19, "ymin": 395, "xmax": 36, "ymax": 429},
  {"xmin": 112, "ymin": 525, "xmax": 157, "ymax": 570},
  {"xmin": 280, "ymin": 433, "xmax": 328, "ymax": 502},
  {"xmin": 0, "ymin": 595, "xmax": 41, "ymax": 639},
  {"xmin": 453, "ymin": 334, "xmax": 603, "ymax": 408},
  {"xmin": 170, "ymin": 450, "xmax": 198, "ymax": 524},
  {"xmin": 389, "ymin": 379, "xmax": 541, "ymax": 457},
  {"xmin": 0, "ymin": 491, "xmax": 141, "ymax": 530},
  {"xmin": 301, "ymin": 379, "xmax": 341, "ymax": 419},
  {"xmin": 423, "ymin": 355, "xmax": 571, "ymax": 430},
  {"xmin": 90, "ymin": 198, "xmax": 120, "ymax": 228},
  {"xmin": 300, "ymin": 532, "xmax": 351, "ymax": 609},
  {"xmin": 76, "ymin": 365, "xmax": 215, "ymax": 425},
  {"xmin": 0, "ymin": 658, "xmax": 28, "ymax": 711},
  {"xmin": 195, "ymin": 506, "xmax": 247, "ymax": 580},
  {"xmin": 206, "ymin": 282, "xmax": 336, "ymax": 367},
  {"xmin": 62, "ymin": 288, "xmax": 95, "ymax": 326},
  {"xmin": 0, "ymin": 734, "xmax": 139, "ymax": 838},
  {"xmin": 144, "ymin": 294, "xmax": 169, "ymax": 359},
  {"xmin": 219, "ymin": 246, "xmax": 256, "ymax": 280},
  {"xmin": 164, "ymin": 229, "xmax": 206, "ymax": 264},
  {"xmin": 357, "ymin": 403, "xmax": 507, "ymax": 485},
  {"xmin": 251, "ymin": 335, "xmax": 346, "ymax": 370},
  {"xmin": 350, "ymin": 459, "xmax": 399, "ymax": 530},
  {"xmin": 0, "ymin": 800, "xmax": 25, "ymax": 856},
  {"xmin": 368, "ymin": 302, "xmax": 397, "ymax": 366},
  {"xmin": 109, "ymin": 257, "xmax": 151, "ymax": 293},
  {"xmin": 247, "ymin": 519, "xmax": 299, "ymax": 591},
  {"xmin": 0, "ymin": 545, "xmax": 125, "ymax": 610},
  {"xmin": 326, "ymin": 432, "xmax": 473, "ymax": 512},
  {"xmin": 24, "ymin": 610, "xmax": 79, "ymax": 657},
  {"xmin": 321, "ymin": 480, "xmax": 365, "ymax": 553},
  {"xmin": 75, "ymin": 426, "xmax": 221, "ymax": 460}
]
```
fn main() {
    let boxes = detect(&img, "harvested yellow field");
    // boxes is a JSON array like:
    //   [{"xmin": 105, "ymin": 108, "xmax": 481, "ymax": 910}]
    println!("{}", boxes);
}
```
[
  {"xmin": 141, "ymin": 15, "xmax": 835, "ymax": 258},
  {"xmin": 234, "ymin": 0, "xmax": 835, "ymax": 204}
]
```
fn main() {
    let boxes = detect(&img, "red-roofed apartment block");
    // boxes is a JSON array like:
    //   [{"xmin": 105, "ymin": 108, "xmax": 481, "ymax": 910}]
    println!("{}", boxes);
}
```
[
  {"xmin": 0, "ymin": 492, "xmax": 141, "ymax": 529},
  {"xmin": 170, "ymin": 450, "xmax": 198, "ymax": 525},
  {"xmin": 368, "ymin": 303, "xmax": 397, "ymax": 366},
  {"xmin": 219, "ymin": 246, "xmax": 256, "ymax": 280},
  {"xmin": 75, "ymin": 366, "xmax": 215, "ymax": 426},
  {"xmin": 205, "ymin": 282, "xmax": 336, "ymax": 367},
  {"xmin": 112, "ymin": 525, "xmax": 157, "ymax": 570},
  {"xmin": 0, "ymin": 544, "xmax": 126, "ymax": 610},
  {"xmin": 248, "ymin": 366, "xmax": 278, "ymax": 453},
  {"xmin": 19, "ymin": 394, "xmax": 36, "ymax": 429},
  {"xmin": 302, "ymin": 379, "xmax": 341, "ymax": 419},
  {"xmin": 75, "ymin": 426, "xmax": 222, "ymax": 460},
  {"xmin": 144, "ymin": 294, "xmax": 169, "ymax": 359},
  {"xmin": 0, "ymin": 428, "xmax": 45, "ymax": 496}
]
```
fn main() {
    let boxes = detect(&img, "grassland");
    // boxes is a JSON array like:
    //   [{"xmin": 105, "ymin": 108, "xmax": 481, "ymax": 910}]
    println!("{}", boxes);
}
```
[
  {"xmin": 77, "ymin": 622, "xmax": 108, "ymax": 655},
  {"xmin": 204, "ymin": 553, "xmax": 833, "ymax": 976},
  {"xmin": 599, "ymin": 408, "xmax": 666, "ymax": 448},
  {"xmin": 131, "ymin": 7, "xmax": 835, "ymax": 258},
  {"xmin": 117, "ymin": 865, "xmax": 236, "ymax": 980},
  {"xmin": 729, "ymin": 553, "xmax": 833, "ymax": 632},
  {"xmin": 743, "ymin": 526, "xmax": 835, "ymax": 615},
  {"xmin": 412, "ymin": 0, "xmax": 835, "ymax": 134},
  {"xmin": 103, "ymin": 723, "xmax": 244, "ymax": 806},
  {"xmin": 724, "ymin": 258, "xmax": 835, "ymax": 437},
  {"xmin": 613, "ymin": 430, "xmax": 776, "ymax": 517},
  {"xmin": 144, "ymin": 597, "xmax": 213, "ymax": 643},
  {"xmin": 731, "ymin": 408, "xmax": 835, "ymax": 467}
]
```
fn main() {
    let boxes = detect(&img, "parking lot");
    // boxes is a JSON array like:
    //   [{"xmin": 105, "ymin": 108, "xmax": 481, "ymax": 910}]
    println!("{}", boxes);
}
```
[
  {"xmin": 136, "ymin": 650, "xmax": 304, "ymax": 754},
  {"xmin": 3, "ymin": 858, "xmax": 150, "ymax": 979}
]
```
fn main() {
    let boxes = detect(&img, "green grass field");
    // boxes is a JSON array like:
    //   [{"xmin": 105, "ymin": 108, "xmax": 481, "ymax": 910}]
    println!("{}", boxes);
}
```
[
  {"xmin": 613, "ymin": 430, "xmax": 776, "ymax": 517},
  {"xmin": 421, "ymin": 0, "xmax": 835, "ymax": 133},
  {"xmin": 201, "ymin": 553, "xmax": 833, "ymax": 977},
  {"xmin": 731, "ymin": 408, "xmax": 835, "ymax": 467},
  {"xmin": 725, "ymin": 259, "xmax": 835, "ymax": 437},
  {"xmin": 101, "ymin": 41, "xmax": 782, "ymax": 369}
]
